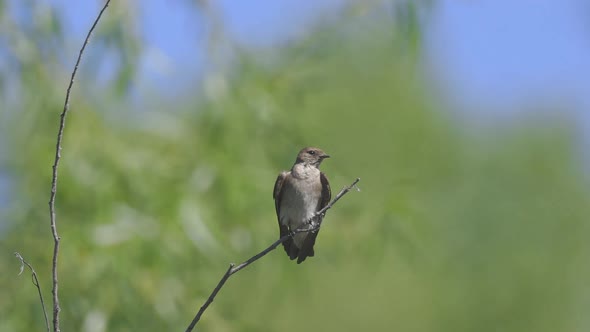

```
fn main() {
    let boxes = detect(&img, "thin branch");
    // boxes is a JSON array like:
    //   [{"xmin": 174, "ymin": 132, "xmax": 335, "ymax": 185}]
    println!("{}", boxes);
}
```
[
  {"xmin": 14, "ymin": 252, "xmax": 50, "ymax": 332},
  {"xmin": 185, "ymin": 178, "xmax": 361, "ymax": 332},
  {"xmin": 49, "ymin": 1, "xmax": 111, "ymax": 331},
  {"xmin": 316, "ymin": 177, "xmax": 361, "ymax": 218}
]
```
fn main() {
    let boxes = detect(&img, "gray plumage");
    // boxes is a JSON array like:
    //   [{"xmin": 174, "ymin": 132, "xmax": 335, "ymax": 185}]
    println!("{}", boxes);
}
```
[{"xmin": 273, "ymin": 147, "xmax": 331, "ymax": 264}]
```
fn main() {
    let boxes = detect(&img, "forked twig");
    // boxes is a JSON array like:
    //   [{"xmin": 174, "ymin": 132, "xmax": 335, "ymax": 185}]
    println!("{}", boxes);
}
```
[
  {"xmin": 14, "ymin": 252, "xmax": 50, "ymax": 332},
  {"xmin": 185, "ymin": 178, "xmax": 361, "ymax": 332},
  {"xmin": 49, "ymin": 1, "xmax": 112, "ymax": 331}
]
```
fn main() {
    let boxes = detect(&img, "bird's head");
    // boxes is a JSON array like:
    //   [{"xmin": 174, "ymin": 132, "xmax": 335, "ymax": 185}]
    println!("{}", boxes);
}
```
[{"xmin": 295, "ymin": 147, "xmax": 330, "ymax": 167}]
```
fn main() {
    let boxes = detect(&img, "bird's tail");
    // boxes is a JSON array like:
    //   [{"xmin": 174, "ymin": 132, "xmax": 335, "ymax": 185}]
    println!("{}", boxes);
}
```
[
  {"xmin": 296, "ymin": 231, "xmax": 318, "ymax": 264},
  {"xmin": 282, "ymin": 238, "xmax": 299, "ymax": 260}
]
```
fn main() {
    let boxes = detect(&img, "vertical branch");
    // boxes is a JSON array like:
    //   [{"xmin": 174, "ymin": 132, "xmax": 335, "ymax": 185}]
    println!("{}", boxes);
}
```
[{"xmin": 49, "ymin": 1, "xmax": 112, "ymax": 331}]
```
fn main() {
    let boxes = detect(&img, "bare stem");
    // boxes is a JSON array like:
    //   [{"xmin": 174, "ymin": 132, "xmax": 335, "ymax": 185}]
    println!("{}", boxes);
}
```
[
  {"xmin": 185, "ymin": 178, "xmax": 361, "ymax": 332},
  {"xmin": 49, "ymin": 1, "xmax": 112, "ymax": 331},
  {"xmin": 14, "ymin": 252, "xmax": 50, "ymax": 332}
]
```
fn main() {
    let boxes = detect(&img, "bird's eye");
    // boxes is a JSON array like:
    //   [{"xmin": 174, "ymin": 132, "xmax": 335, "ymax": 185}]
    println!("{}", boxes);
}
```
[{"xmin": 308, "ymin": 150, "xmax": 316, "ymax": 155}]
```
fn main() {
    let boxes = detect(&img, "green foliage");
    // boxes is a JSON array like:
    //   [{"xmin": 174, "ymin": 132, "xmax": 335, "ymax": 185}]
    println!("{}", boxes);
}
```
[{"xmin": 1, "ymin": 2, "xmax": 590, "ymax": 332}]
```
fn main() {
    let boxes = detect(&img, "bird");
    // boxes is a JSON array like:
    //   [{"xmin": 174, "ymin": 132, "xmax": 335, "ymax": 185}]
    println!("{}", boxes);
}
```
[{"xmin": 273, "ymin": 147, "xmax": 331, "ymax": 264}]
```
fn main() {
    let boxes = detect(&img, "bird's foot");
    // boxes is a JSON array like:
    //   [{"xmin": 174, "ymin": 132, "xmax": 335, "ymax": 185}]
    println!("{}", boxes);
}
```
[
  {"xmin": 309, "ymin": 214, "xmax": 323, "ymax": 229},
  {"xmin": 309, "ymin": 220, "xmax": 317, "ymax": 229}
]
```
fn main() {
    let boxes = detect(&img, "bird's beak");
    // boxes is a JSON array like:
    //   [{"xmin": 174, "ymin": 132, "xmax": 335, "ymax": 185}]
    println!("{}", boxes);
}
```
[{"xmin": 320, "ymin": 154, "xmax": 330, "ymax": 159}]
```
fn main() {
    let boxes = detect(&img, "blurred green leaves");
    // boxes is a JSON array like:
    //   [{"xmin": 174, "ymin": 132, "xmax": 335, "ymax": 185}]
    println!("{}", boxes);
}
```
[{"xmin": 1, "ymin": 1, "xmax": 590, "ymax": 332}]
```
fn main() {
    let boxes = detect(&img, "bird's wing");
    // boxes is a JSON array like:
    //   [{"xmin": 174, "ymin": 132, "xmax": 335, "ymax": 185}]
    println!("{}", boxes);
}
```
[
  {"xmin": 273, "ymin": 171, "xmax": 288, "ymax": 217},
  {"xmin": 274, "ymin": 172, "xmax": 298, "ymax": 259},
  {"xmin": 318, "ymin": 171, "xmax": 332, "ymax": 211}
]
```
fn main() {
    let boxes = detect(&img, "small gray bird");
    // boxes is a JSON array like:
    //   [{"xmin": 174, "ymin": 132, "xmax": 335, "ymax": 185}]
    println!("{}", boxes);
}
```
[{"xmin": 273, "ymin": 147, "xmax": 331, "ymax": 263}]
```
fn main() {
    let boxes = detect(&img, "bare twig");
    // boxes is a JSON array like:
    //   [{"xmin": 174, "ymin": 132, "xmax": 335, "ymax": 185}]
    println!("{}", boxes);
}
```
[
  {"xmin": 14, "ymin": 252, "xmax": 50, "ymax": 332},
  {"xmin": 49, "ymin": 1, "xmax": 111, "ymax": 331},
  {"xmin": 185, "ymin": 178, "xmax": 361, "ymax": 332}
]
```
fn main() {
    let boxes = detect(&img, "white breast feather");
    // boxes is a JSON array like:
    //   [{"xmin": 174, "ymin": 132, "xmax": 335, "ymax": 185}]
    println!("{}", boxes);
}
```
[{"xmin": 279, "ymin": 164, "xmax": 321, "ymax": 247}]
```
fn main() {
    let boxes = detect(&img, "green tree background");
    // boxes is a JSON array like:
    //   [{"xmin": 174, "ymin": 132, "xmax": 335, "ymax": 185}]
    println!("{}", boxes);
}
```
[{"xmin": 1, "ymin": 1, "xmax": 589, "ymax": 331}]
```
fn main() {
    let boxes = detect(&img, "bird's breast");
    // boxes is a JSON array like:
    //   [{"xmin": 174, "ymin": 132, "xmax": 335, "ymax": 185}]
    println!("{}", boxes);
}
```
[{"xmin": 279, "ymin": 175, "xmax": 322, "ymax": 228}]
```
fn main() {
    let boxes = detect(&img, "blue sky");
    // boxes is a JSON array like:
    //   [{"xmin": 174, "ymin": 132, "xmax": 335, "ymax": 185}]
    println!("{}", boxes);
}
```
[
  {"xmin": 426, "ymin": 0, "xmax": 590, "ymax": 121},
  {"xmin": 45, "ymin": 0, "xmax": 590, "ymax": 123}
]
